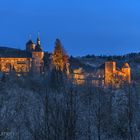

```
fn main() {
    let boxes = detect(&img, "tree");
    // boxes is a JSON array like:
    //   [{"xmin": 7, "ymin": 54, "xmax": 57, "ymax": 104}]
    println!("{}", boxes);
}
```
[{"xmin": 52, "ymin": 39, "xmax": 69, "ymax": 72}]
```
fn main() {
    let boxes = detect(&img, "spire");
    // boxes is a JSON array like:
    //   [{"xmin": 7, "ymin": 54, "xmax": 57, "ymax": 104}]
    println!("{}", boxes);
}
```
[
  {"xmin": 29, "ymin": 34, "xmax": 32, "ymax": 40},
  {"xmin": 35, "ymin": 32, "xmax": 43, "ymax": 51},
  {"xmin": 37, "ymin": 32, "xmax": 41, "ymax": 45},
  {"xmin": 26, "ymin": 34, "xmax": 34, "ymax": 44},
  {"xmin": 38, "ymin": 32, "xmax": 40, "ymax": 38}
]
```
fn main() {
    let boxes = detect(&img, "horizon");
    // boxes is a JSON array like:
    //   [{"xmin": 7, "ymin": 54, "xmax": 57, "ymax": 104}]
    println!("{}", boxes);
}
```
[
  {"xmin": 0, "ymin": 0, "xmax": 140, "ymax": 56},
  {"xmin": 0, "ymin": 44, "xmax": 140, "ymax": 57}
]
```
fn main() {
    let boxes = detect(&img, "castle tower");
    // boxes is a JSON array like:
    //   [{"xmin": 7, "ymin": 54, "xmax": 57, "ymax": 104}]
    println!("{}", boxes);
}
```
[
  {"xmin": 31, "ymin": 37, "xmax": 44, "ymax": 74},
  {"xmin": 26, "ymin": 40, "xmax": 35, "ymax": 52},
  {"xmin": 105, "ymin": 61, "xmax": 116, "ymax": 86},
  {"xmin": 122, "ymin": 63, "xmax": 131, "ymax": 83}
]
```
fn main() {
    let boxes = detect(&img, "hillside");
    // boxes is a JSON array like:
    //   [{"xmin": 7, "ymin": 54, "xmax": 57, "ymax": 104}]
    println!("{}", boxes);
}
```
[
  {"xmin": 0, "ymin": 47, "xmax": 140, "ymax": 140},
  {"xmin": 70, "ymin": 53, "xmax": 140, "ymax": 82},
  {"xmin": 0, "ymin": 46, "xmax": 140, "ymax": 81}
]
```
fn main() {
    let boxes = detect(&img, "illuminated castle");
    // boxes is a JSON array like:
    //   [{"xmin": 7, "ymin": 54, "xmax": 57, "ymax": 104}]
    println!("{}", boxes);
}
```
[
  {"xmin": 104, "ymin": 61, "xmax": 131, "ymax": 86},
  {"xmin": 0, "ymin": 38, "xmax": 44, "ymax": 74},
  {"xmin": 0, "ymin": 37, "xmax": 131, "ymax": 87},
  {"xmin": 73, "ymin": 61, "xmax": 131, "ymax": 87}
]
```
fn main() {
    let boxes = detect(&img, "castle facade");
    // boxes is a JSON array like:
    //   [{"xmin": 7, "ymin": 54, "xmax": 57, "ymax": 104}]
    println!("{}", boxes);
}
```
[
  {"xmin": 0, "ymin": 38, "xmax": 131, "ymax": 87},
  {"xmin": 104, "ymin": 61, "xmax": 131, "ymax": 86},
  {"xmin": 0, "ymin": 38, "xmax": 44, "ymax": 74},
  {"xmin": 73, "ymin": 61, "xmax": 131, "ymax": 87}
]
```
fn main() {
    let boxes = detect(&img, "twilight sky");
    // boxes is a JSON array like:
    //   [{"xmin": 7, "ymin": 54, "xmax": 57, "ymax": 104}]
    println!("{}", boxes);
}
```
[{"xmin": 0, "ymin": 0, "xmax": 140, "ymax": 56}]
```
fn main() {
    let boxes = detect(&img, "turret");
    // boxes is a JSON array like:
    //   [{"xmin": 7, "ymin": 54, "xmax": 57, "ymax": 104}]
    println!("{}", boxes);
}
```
[
  {"xmin": 37, "ymin": 37, "xmax": 41, "ymax": 45},
  {"xmin": 122, "ymin": 63, "xmax": 131, "ymax": 83},
  {"xmin": 35, "ymin": 37, "xmax": 42, "ymax": 52},
  {"xmin": 26, "ymin": 40, "xmax": 35, "ymax": 52}
]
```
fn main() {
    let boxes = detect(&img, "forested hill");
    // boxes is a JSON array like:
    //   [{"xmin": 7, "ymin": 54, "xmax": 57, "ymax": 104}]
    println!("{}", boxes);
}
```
[
  {"xmin": 75, "ymin": 52, "xmax": 140, "ymax": 66},
  {"xmin": 0, "ymin": 47, "xmax": 140, "ymax": 140},
  {"xmin": 0, "ymin": 46, "xmax": 140, "ymax": 62},
  {"xmin": 70, "ymin": 53, "xmax": 140, "ymax": 82}
]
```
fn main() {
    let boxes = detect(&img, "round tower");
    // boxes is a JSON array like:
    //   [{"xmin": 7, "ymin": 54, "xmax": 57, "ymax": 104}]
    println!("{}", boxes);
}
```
[
  {"xmin": 26, "ymin": 40, "xmax": 35, "ymax": 52},
  {"xmin": 122, "ymin": 63, "xmax": 131, "ymax": 83}
]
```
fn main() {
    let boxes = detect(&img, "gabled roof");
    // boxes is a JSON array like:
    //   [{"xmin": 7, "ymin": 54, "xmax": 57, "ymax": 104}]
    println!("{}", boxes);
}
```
[
  {"xmin": 26, "ymin": 40, "xmax": 34, "ymax": 45},
  {"xmin": 35, "ymin": 44, "xmax": 43, "ymax": 52}
]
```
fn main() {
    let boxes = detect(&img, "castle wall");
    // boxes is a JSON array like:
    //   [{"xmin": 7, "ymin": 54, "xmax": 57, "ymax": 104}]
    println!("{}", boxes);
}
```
[
  {"xmin": 105, "ymin": 61, "xmax": 116, "ymax": 86},
  {"xmin": 104, "ymin": 61, "xmax": 131, "ymax": 87},
  {"xmin": 0, "ymin": 58, "xmax": 31, "ymax": 73}
]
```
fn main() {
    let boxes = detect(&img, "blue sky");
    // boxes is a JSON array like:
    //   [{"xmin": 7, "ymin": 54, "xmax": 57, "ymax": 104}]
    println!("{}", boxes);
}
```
[{"xmin": 0, "ymin": 0, "xmax": 140, "ymax": 56}]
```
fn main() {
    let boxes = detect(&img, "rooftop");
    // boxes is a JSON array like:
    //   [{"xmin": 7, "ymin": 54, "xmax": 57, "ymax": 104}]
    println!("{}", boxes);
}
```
[{"xmin": 0, "ymin": 47, "xmax": 32, "ymax": 58}]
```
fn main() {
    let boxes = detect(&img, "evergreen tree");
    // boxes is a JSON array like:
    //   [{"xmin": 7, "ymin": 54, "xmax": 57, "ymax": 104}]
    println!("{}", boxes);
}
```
[{"xmin": 52, "ymin": 39, "xmax": 68, "ymax": 71}]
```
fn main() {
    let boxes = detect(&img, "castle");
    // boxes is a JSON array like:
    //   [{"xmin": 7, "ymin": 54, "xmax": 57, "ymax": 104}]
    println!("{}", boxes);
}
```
[
  {"xmin": 73, "ymin": 61, "xmax": 131, "ymax": 87},
  {"xmin": 104, "ymin": 61, "xmax": 131, "ymax": 86},
  {"xmin": 0, "ymin": 38, "xmax": 131, "ymax": 87},
  {"xmin": 0, "ymin": 38, "xmax": 44, "ymax": 74}
]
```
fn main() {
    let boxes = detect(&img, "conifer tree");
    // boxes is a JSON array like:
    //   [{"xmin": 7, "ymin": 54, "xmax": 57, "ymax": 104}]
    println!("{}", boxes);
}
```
[{"xmin": 52, "ymin": 39, "xmax": 68, "ymax": 71}]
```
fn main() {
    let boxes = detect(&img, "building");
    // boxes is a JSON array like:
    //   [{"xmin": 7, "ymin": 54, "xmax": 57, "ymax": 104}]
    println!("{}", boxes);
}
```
[
  {"xmin": 73, "ymin": 68, "xmax": 85, "ymax": 85},
  {"xmin": 72, "ymin": 61, "xmax": 131, "ymax": 87},
  {"xmin": 0, "ymin": 38, "xmax": 131, "ymax": 87},
  {"xmin": 104, "ymin": 61, "xmax": 131, "ymax": 86},
  {"xmin": 0, "ymin": 38, "xmax": 44, "ymax": 74}
]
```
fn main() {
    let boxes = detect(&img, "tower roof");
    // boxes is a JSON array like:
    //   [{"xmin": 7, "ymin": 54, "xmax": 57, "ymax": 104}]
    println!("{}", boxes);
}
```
[
  {"xmin": 37, "ymin": 37, "xmax": 40, "ymax": 42},
  {"xmin": 35, "ymin": 37, "xmax": 43, "ymax": 52},
  {"xmin": 26, "ymin": 39, "xmax": 34, "ymax": 46},
  {"xmin": 35, "ymin": 45, "xmax": 43, "ymax": 51}
]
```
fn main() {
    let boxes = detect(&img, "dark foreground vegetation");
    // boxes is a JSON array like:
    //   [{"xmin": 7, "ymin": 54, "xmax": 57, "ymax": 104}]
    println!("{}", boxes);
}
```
[{"xmin": 0, "ymin": 70, "xmax": 140, "ymax": 140}]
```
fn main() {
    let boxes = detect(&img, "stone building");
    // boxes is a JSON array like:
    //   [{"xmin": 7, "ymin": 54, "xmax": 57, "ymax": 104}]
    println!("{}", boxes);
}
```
[
  {"xmin": 73, "ymin": 68, "xmax": 85, "ymax": 85},
  {"xmin": 0, "ymin": 38, "xmax": 131, "ymax": 87},
  {"xmin": 0, "ymin": 38, "xmax": 44, "ymax": 74},
  {"xmin": 72, "ymin": 61, "xmax": 131, "ymax": 87},
  {"xmin": 104, "ymin": 61, "xmax": 131, "ymax": 86}
]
